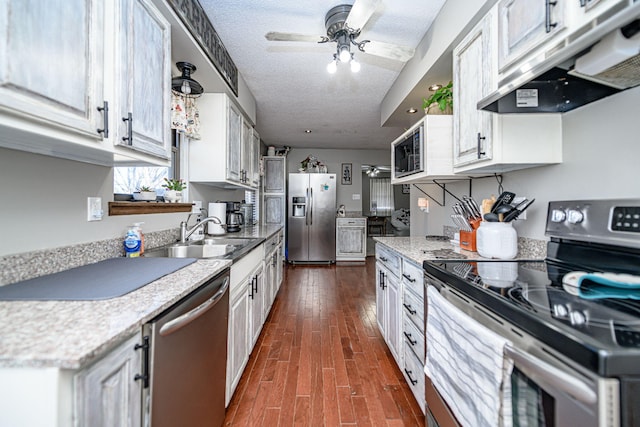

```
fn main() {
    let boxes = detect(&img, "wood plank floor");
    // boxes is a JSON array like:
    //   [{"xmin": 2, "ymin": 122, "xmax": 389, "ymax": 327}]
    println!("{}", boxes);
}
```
[{"xmin": 224, "ymin": 258, "xmax": 425, "ymax": 426}]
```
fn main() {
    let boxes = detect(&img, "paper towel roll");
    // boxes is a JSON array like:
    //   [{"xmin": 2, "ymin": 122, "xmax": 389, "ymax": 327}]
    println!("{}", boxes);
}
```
[{"xmin": 208, "ymin": 202, "xmax": 227, "ymax": 235}]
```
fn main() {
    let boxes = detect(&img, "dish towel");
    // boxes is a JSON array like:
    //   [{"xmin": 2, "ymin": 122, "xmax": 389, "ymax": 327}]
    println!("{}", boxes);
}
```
[{"xmin": 425, "ymin": 285, "xmax": 514, "ymax": 427}]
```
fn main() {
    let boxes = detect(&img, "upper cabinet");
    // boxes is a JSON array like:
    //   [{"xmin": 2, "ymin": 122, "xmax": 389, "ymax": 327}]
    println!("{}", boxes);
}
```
[
  {"xmin": 114, "ymin": 0, "xmax": 171, "ymax": 159},
  {"xmin": 0, "ymin": 0, "xmax": 171, "ymax": 166},
  {"xmin": 453, "ymin": 6, "xmax": 563, "ymax": 174},
  {"xmin": 189, "ymin": 93, "xmax": 259, "ymax": 189},
  {"xmin": 497, "ymin": 0, "xmax": 566, "ymax": 73}
]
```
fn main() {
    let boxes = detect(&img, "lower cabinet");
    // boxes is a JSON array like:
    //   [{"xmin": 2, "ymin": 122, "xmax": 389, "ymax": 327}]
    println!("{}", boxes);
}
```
[
  {"xmin": 375, "ymin": 243, "xmax": 426, "ymax": 413},
  {"xmin": 249, "ymin": 262, "xmax": 265, "ymax": 347},
  {"xmin": 75, "ymin": 333, "xmax": 143, "ymax": 427},
  {"xmin": 336, "ymin": 217, "xmax": 367, "ymax": 261}
]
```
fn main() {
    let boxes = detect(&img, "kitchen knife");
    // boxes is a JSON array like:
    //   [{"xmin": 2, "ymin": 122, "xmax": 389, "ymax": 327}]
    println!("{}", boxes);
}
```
[{"xmin": 503, "ymin": 198, "xmax": 535, "ymax": 222}]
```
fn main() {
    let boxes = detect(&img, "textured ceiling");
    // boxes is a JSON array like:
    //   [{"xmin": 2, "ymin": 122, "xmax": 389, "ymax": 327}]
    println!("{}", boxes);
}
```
[{"xmin": 199, "ymin": 0, "xmax": 446, "ymax": 150}]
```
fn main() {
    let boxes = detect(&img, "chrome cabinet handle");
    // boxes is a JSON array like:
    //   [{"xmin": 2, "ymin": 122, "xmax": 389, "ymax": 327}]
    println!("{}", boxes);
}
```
[
  {"xmin": 404, "ymin": 368, "xmax": 419, "ymax": 385},
  {"xmin": 159, "ymin": 278, "xmax": 229, "ymax": 336},
  {"xmin": 545, "ymin": 0, "xmax": 558, "ymax": 33},
  {"xmin": 97, "ymin": 101, "xmax": 109, "ymax": 138},
  {"xmin": 477, "ymin": 132, "xmax": 486, "ymax": 159},
  {"xmin": 122, "ymin": 112, "xmax": 133, "ymax": 145},
  {"xmin": 403, "ymin": 331, "xmax": 417, "ymax": 345},
  {"xmin": 505, "ymin": 345, "xmax": 596, "ymax": 405}
]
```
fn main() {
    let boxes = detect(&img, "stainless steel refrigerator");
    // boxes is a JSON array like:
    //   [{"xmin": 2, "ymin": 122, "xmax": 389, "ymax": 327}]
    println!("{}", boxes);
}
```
[{"xmin": 287, "ymin": 173, "xmax": 337, "ymax": 263}]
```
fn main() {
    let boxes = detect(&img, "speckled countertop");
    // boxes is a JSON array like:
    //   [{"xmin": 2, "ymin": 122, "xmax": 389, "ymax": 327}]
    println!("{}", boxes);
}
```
[
  {"xmin": 0, "ymin": 225, "xmax": 284, "ymax": 370},
  {"xmin": 373, "ymin": 235, "xmax": 546, "ymax": 265}
]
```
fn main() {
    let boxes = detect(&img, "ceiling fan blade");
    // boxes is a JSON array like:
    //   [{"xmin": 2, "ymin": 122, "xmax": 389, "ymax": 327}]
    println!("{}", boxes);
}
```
[
  {"xmin": 265, "ymin": 32, "xmax": 326, "ymax": 43},
  {"xmin": 345, "ymin": 0, "xmax": 381, "ymax": 31},
  {"xmin": 362, "ymin": 40, "xmax": 415, "ymax": 62}
]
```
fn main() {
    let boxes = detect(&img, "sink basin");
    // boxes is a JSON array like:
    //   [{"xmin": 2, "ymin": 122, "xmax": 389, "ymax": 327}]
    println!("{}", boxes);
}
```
[{"xmin": 144, "ymin": 237, "xmax": 262, "ymax": 260}]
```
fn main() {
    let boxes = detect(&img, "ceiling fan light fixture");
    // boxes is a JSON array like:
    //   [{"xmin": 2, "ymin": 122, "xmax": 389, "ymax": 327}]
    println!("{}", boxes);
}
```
[
  {"xmin": 350, "ymin": 56, "xmax": 361, "ymax": 73},
  {"xmin": 327, "ymin": 56, "xmax": 338, "ymax": 74},
  {"xmin": 338, "ymin": 44, "xmax": 351, "ymax": 62}
]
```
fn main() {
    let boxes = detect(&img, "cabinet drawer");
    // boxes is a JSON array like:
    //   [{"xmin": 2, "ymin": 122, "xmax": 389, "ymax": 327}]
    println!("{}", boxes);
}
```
[
  {"xmin": 403, "ymin": 316, "xmax": 425, "ymax": 363},
  {"xmin": 403, "ymin": 287, "xmax": 424, "ymax": 331},
  {"xmin": 402, "ymin": 260, "xmax": 424, "ymax": 299},
  {"xmin": 337, "ymin": 217, "xmax": 366, "ymax": 227},
  {"xmin": 403, "ymin": 341, "xmax": 426, "ymax": 414},
  {"xmin": 376, "ymin": 244, "xmax": 401, "ymax": 276}
]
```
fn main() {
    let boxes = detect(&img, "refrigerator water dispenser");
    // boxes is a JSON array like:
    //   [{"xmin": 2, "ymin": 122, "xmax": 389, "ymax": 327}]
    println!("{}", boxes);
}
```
[{"xmin": 292, "ymin": 197, "xmax": 306, "ymax": 217}]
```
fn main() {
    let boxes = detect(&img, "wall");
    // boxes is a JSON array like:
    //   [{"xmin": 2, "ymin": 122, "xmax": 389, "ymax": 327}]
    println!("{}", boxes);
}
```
[
  {"xmin": 411, "ymin": 86, "xmax": 640, "ymax": 240},
  {"xmin": 286, "ymin": 148, "xmax": 389, "ymax": 213}
]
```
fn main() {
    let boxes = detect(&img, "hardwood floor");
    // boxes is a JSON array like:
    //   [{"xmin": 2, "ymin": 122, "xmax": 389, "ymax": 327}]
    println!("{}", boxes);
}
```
[{"xmin": 224, "ymin": 258, "xmax": 425, "ymax": 426}]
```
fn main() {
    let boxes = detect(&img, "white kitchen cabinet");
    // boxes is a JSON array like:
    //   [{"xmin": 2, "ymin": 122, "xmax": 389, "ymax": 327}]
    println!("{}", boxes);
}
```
[
  {"xmin": 497, "ymin": 0, "xmax": 566, "ymax": 73},
  {"xmin": 189, "ymin": 93, "xmax": 259, "ymax": 188},
  {"xmin": 453, "ymin": 8, "xmax": 563, "ymax": 174},
  {"xmin": 250, "ymin": 130, "xmax": 261, "ymax": 187},
  {"xmin": 375, "ymin": 244, "xmax": 402, "ymax": 366},
  {"xmin": 262, "ymin": 156, "xmax": 287, "ymax": 257},
  {"xmin": 249, "ymin": 262, "xmax": 265, "ymax": 347},
  {"xmin": 336, "ymin": 217, "xmax": 367, "ymax": 261},
  {"xmin": 239, "ymin": 122, "xmax": 260, "ymax": 187},
  {"xmin": 113, "ymin": 0, "xmax": 171, "ymax": 160},
  {"xmin": 75, "ymin": 332, "xmax": 143, "ymax": 427}
]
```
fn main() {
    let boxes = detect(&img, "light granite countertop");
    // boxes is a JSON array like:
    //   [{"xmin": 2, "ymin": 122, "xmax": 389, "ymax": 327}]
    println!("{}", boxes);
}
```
[{"xmin": 0, "ymin": 225, "xmax": 284, "ymax": 370}]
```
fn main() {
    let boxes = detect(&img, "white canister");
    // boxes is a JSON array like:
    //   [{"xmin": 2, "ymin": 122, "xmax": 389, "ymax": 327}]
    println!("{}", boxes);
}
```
[
  {"xmin": 476, "ymin": 221, "xmax": 518, "ymax": 259},
  {"xmin": 267, "ymin": 146, "xmax": 276, "ymax": 156}
]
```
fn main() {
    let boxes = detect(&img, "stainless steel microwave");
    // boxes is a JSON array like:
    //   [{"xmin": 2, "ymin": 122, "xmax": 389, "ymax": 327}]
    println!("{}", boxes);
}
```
[{"xmin": 392, "ymin": 123, "xmax": 424, "ymax": 178}]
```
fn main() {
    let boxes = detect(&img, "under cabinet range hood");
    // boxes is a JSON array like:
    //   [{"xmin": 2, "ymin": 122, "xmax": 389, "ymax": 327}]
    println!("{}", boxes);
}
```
[{"xmin": 479, "ymin": 3, "xmax": 640, "ymax": 114}]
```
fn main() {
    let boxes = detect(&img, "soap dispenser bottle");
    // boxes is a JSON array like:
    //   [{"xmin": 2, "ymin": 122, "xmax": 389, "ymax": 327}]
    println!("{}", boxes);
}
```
[{"xmin": 124, "ymin": 225, "xmax": 141, "ymax": 257}]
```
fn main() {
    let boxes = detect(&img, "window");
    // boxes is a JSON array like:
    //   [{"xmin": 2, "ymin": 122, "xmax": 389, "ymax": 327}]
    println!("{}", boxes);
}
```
[
  {"xmin": 113, "ymin": 130, "xmax": 182, "ymax": 195},
  {"xmin": 370, "ymin": 178, "xmax": 394, "ymax": 216}
]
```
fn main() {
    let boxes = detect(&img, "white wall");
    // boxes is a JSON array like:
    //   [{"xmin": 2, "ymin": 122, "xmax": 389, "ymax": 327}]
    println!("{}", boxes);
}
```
[
  {"xmin": 411, "ymin": 86, "xmax": 640, "ymax": 240},
  {"xmin": 286, "ymin": 148, "xmax": 389, "ymax": 212}
]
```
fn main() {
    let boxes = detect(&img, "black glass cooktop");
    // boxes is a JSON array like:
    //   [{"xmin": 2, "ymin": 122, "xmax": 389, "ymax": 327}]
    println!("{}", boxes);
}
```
[{"xmin": 423, "ymin": 259, "xmax": 640, "ymax": 377}]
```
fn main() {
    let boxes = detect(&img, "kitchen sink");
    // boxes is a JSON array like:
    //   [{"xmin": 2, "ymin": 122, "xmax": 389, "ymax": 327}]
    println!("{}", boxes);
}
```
[{"xmin": 143, "ymin": 237, "xmax": 263, "ymax": 260}]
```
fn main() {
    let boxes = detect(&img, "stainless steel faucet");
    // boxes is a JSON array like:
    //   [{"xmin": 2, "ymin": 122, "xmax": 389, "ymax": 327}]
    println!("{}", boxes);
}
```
[{"xmin": 179, "ymin": 216, "xmax": 223, "ymax": 243}]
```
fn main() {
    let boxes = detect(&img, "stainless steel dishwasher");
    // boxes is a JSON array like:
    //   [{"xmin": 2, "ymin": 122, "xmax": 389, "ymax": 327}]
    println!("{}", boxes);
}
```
[{"xmin": 140, "ymin": 269, "xmax": 229, "ymax": 427}]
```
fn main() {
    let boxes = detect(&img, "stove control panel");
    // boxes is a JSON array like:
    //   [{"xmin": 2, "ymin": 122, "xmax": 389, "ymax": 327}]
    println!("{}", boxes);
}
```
[
  {"xmin": 611, "ymin": 206, "xmax": 640, "ymax": 233},
  {"xmin": 546, "ymin": 199, "xmax": 640, "ymax": 249}
]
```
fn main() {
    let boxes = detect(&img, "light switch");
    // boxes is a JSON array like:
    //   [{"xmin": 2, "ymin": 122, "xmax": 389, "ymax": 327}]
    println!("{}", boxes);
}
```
[
  {"xmin": 352, "ymin": 194, "xmax": 361, "ymax": 200},
  {"xmin": 87, "ymin": 197, "xmax": 103, "ymax": 221}
]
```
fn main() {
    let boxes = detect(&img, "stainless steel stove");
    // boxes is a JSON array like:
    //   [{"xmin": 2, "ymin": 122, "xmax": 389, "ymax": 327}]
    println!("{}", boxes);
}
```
[{"xmin": 423, "ymin": 199, "xmax": 640, "ymax": 427}]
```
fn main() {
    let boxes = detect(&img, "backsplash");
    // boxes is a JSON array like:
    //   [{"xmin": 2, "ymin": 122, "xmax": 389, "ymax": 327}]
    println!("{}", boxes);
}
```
[{"xmin": 0, "ymin": 229, "xmax": 179, "ymax": 286}]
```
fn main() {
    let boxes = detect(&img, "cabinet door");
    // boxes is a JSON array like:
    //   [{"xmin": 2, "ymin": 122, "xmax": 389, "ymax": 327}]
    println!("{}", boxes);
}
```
[
  {"xmin": 0, "ymin": 0, "xmax": 104, "ymax": 139},
  {"xmin": 249, "ymin": 264, "xmax": 265, "ymax": 346},
  {"xmin": 263, "ymin": 194, "xmax": 285, "ymax": 226},
  {"xmin": 116, "ymin": 0, "xmax": 171, "ymax": 159},
  {"xmin": 386, "ymin": 274, "xmax": 402, "ymax": 365},
  {"xmin": 263, "ymin": 157, "xmax": 286, "ymax": 193},
  {"xmin": 453, "ymin": 11, "xmax": 494, "ymax": 167},
  {"xmin": 226, "ymin": 102, "xmax": 242, "ymax": 182},
  {"xmin": 75, "ymin": 333, "xmax": 142, "ymax": 427},
  {"xmin": 251, "ymin": 130, "xmax": 261, "ymax": 188},
  {"xmin": 497, "ymin": 0, "xmax": 565, "ymax": 71},
  {"xmin": 376, "ymin": 263, "xmax": 387, "ymax": 333},
  {"xmin": 241, "ymin": 120, "xmax": 252, "ymax": 184},
  {"xmin": 336, "ymin": 226, "xmax": 366, "ymax": 257},
  {"xmin": 227, "ymin": 286, "xmax": 249, "ymax": 406}
]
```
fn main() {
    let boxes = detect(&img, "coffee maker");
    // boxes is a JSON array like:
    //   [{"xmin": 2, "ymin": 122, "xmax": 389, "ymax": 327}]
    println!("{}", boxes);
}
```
[{"xmin": 219, "ymin": 201, "xmax": 242, "ymax": 232}]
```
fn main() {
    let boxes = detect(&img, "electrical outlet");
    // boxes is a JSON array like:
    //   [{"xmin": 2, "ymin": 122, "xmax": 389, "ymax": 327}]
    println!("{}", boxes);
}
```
[
  {"xmin": 512, "ymin": 196, "xmax": 528, "ymax": 220},
  {"xmin": 352, "ymin": 194, "xmax": 360, "ymax": 200},
  {"xmin": 87, "ymin": 197, "xmax": 103, "ymax": 221}
]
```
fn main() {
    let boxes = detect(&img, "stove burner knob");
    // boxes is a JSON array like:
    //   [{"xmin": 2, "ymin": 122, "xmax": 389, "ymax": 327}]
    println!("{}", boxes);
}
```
[
  {"xmin": 569, "ymin": 310, "xmax": 587, "ymax": 326},
  {"xmin": 567, "ymin": 209, "xmax": 585, "ymax": 224},
  {"xmin": 551, "ymin": 209, "xmax": 566, "ymax": 222},
  {"xmin": 553, "ymin": 304, "xmax": 569, "ymax": 317}
]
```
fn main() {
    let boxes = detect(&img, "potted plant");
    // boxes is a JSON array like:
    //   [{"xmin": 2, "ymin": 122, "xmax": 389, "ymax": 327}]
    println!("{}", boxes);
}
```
[
  {"xmin": 162, "ymin": 178, "xmax": 186, "ymax": 203},
  {"xmin": 133, "ymin": 185, "xmax": 157, "ymax": 201},
  {"xmin": 422, "ymin": 81, "xmax": 453, "ymax": 114}
]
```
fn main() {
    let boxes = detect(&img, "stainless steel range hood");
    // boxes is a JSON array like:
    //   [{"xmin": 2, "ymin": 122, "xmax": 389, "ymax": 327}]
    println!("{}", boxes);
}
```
[{"xmin": 479, "ymin": 3, "xmax": 640, "ymax": 114}]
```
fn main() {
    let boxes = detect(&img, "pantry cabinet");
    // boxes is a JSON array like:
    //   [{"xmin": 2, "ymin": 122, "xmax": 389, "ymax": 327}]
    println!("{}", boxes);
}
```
[
  {"xmin": 113, "ymin": 0, "xmax": 172, "ymax": 159},
  {"xmin": 336, "ymin": 218, "xmax": 367, "ymax": 261},
  {"xmin": 453, "ymin": 7, "xmax": 563, "ymax": 174},
  {"xmin": 75, "ymin": 333, "xmax": 143, "ymax": 427},
  {"xmin": 190, "ymin": 93, "xmax": 258, "ymax": 188}
]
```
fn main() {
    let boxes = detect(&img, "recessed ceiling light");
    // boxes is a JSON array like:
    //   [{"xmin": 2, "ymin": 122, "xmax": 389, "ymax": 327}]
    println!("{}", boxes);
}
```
[
  {"xmin": 304, "ymin": 129, "xmax": 312, "ymax": 133},
  {"xmin": 406, "ymin": 108, "xmax": 418, "ymax": 114},
  {"xmin": 429, "ymin": 84, "xmax": 442, "ymax": 91}
]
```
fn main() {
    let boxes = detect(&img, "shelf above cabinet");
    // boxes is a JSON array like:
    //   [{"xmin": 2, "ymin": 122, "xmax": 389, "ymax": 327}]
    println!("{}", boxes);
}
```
[{"xmin": 108, "ymin": 202, "xmax": 193, "ymax": 216}]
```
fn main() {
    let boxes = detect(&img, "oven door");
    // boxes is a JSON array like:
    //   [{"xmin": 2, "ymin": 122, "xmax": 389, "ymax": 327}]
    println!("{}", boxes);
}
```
[{"xmin": 426, "ymin": 281, "xmax": 620, "ymax": 427}]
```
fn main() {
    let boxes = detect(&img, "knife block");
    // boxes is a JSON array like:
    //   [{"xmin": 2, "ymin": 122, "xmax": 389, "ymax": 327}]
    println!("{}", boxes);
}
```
[{"xmin": 459, "ymin": 229, "xmax": 477, "ymax": 252}]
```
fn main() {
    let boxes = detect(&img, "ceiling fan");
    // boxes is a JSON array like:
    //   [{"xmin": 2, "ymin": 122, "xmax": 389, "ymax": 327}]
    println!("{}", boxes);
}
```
[{"xmin": 265, "ymin": 0, "xmax": 416, "ymax": 71}]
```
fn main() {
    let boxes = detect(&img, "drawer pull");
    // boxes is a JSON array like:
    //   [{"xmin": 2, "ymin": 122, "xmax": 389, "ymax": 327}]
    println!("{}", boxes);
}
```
[
  {"xmin": 404, "ymin": 331, "xmax": 417, "ymax": 345},
  {"xmin": 380, "ymin": 256, "xmax": 388, "ymax": 262},
  {"xmin": 402, "ymin": 273, "xmax": 416, "ymax": 283},
  {"xmin": 404, "ymin": 368, "xmax": 419, "ymax": 385},
  {"xmin": 403, "ymin": 303, "xmax": 417, "ymax": 315}
]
